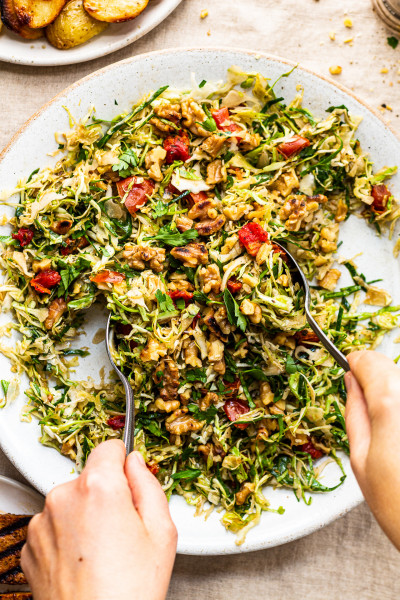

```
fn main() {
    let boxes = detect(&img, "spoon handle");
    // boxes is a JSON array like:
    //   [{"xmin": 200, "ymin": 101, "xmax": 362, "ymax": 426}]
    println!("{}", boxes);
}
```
[
  {"xmin": 120, "ymin": 375, "xmax": 135, "ymax": 455},
  {"xmin": 305, "ymin": 309, "xmax": 350, "ymax": 372}
]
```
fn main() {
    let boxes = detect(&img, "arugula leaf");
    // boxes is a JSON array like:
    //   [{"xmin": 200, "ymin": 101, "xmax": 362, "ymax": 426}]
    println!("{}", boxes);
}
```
[
  {"xmin": 155, "ymin": 290, "xmax": 175, "ymax": 313},
  {"xmin": 136, "ymin": 414, "xmax": 163, "ymax": 437},
  {"xmin": 241, "ymin": 368, "xmax": 268, "ymax": 381},
  {"xmin": 57, "ymin": 257, "xmax": 91, "ymax": 297},
  {"xmin": 223, "ymin": 288, "xmax": 247, "ymax": 333},
  {"xmin": 387, "ymin": 36, "xmax": 399, "ymax": 49},
  {"xmin": 112, "ymin": 148, "xmax": 138, "ymax": 178},
  {"xmin": 171, "ymin": 468, "xmax": 202, "ymax": 481},
  {"xmin": 188, "ymin": 403, "xmax": 217, "ymax": 423},
  {"xmin": 185, "ymin": 368, "xmax": 207, "ymax": 384},
  {"xmin": 146, "ymin": 225, "xmax": 199, "ymax": 247}
]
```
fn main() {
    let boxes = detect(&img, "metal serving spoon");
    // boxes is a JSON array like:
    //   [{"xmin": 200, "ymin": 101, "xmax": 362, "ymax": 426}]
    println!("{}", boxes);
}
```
[
  {"xmin": 273, "ymin": 241, "xmax": 350, "ymax": 372},
  {"xmin": 105, "ymin": 314, "xmax": 135, "ymax": 454}
]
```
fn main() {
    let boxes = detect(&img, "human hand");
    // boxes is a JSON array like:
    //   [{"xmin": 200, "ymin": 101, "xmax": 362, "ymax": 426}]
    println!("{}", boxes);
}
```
[
  {"xmin": 345, "ymin": 350, "xmax": 400, "ymax": 550},
  {"xmin": 21, "ymin": 440, "xmax": 177, "ymax": 600}
]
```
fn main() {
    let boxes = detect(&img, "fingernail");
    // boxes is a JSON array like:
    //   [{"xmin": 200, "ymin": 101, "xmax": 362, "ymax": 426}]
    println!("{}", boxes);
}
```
[
  {"xmin": 344, "ymin": 372, "xmax": 353, "ymax": 393},
  {"xmin": 133, "ymin": 451, "xmax": 146, "ymax": 466}
]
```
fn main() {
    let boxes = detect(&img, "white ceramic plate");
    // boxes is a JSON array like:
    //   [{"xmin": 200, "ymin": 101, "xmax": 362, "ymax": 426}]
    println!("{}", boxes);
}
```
[
  {"xmin": 0, "ymin": 48, "xmax": 399, "ymax": 555},
  {"xmin": 0, "ymin": 475, "xmax": 44, "ymax": 515},
  {"xmin": 0, "ymin": 0, "xmax": 182, "ymax": 67}
]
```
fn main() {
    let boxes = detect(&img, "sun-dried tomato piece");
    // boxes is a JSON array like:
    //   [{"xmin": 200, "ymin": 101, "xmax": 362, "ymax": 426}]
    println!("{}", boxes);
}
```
[
  {"xmin": 223, "ymin": 378, "xmax": 240, "ymax": 398},
  {"xmin": 223, "ymin": 399, "xmax": 250, "ymax": 430},
  {"xmin": 30, "ymin": 270, "xmax": 61, "ymax": 294},
  {"xmin": 166, "ymin": 182, "xmax": 181, "ymax": 196},
  {"xmin": 371, "ymin": 184, "xmax": 391, "ymax": 214},
  {"xmin": 12, "ymin": 228, "xmax": 34, "ymax": 247},
  {"xmin": 146, "ymin": 461, "xmax": 160, "ymax": 475},
  {"xmin": 300, "ymin": 441, "xmax": 323, "ymax": 460},
  {"xmin": 226, "ymin": 277, "xmax": 243, "ymax": 294},
  {"xmin": 117, "ymin": 176, "xmax": 155, "ymax": 215},
  {"xmin": 60, "ymin": 237, "xmax": 89, "ymax": 256},
  {"xmin": 90, "ymin": 270, "xmax": 125, "ymax": 284},
  {"xmin": 107, "ymin": 415, "xmax": 126, "ymax": 430},
  {"xmin": 187, "ymin": 191, "xmax": 209, "ymax": 207},
  {"xmin": 238, "ymin": 222, "xmax": 269, "ymax": 256},
  {"xmin": 211, "ymin": 108, "xmax": 241, "ymax": 136},
  {"xmin": 168, "ymin": 289, "xmax": 194, "ymax": 307},
  {"xmin": 294, "ymin": 330, "xmax": 319, "ymax": 344},
  {"xmin": 163, "ymin": 130, "xmax": 191, "ymax": 164},
  {"xmin": 277, "ymin": 135, "xmax": 310, "ymax": 159}
]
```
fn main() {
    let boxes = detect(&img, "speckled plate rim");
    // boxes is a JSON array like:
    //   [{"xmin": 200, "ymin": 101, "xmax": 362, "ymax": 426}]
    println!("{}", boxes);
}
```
[
  {"xmin": 1, "ymin": 47, "xmax": 398, "ymax": 555},
  {"xmin": 0, "ymin": 475, "xmax": 44, "ymax": 513}
]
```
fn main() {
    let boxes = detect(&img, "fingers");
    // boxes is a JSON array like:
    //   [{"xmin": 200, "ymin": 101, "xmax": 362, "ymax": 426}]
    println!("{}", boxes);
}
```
[
  {"xmin": 345, "ymin": 372, "xmax": 370, "ymax": 486},
  {"xmin": 348, "ymin": 351, "xmax": 400, "ymax": 420},
  {"xmin": 85, "ymin": 439, "xmax": 126, "ymax": 473},
  {"xmin": 125, "ymin": 452, "xmax": 176, "ymax": 541}
]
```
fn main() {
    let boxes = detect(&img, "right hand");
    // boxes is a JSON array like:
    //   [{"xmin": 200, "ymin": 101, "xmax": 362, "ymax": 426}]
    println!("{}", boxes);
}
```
[
  {"xmin": 21, "ymin": 440, "xmax": 177, "ymax": 600},
  {"xmin": 345, "ymin": 350, "xmax": 400, "ymax": 550}
]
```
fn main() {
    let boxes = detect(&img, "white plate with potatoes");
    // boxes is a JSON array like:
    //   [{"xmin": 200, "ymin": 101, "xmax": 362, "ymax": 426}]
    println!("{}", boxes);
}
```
[{"xmin": 0, "ymin": 0, "xmax": 183, "ymax": 66}]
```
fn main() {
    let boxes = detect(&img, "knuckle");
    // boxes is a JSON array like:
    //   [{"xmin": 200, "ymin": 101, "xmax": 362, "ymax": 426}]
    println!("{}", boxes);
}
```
[{"xmin": 81, "ymin": 469, "xmax": 116, "ymax": 497}]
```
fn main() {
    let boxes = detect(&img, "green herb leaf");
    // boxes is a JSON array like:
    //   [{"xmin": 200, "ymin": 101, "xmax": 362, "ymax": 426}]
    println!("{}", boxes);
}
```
[
  {"xmin": 223, "ymin": 288, "xmax": 247, "ymax": 333},
  {"xmin": 199, "ymin": 79, "xmax": 207, "ymax": 88},
  {"xmin": 285, "ymin": 355, "xmax": 298, "ymax": 374},
  {"xmin": 171, "ymin": 468, "xmax": 202, "ymax": 481},
  {"xmin": 185, "ymin": 368, "xmax": 207, "ymax": 384},
  {"xmin": 1, "ymin": 380, "xmax": 10, "ymax": 396},
  {"xmin": 146, "ymin": 225, "xmax": 199, "ymax": 247},
  {"xmin": 156, "ymin": 290, "xmax": 175, "ymax": 313},
  {"xmin": 112, "ymin": 148, "xmax": 138, "ymax": 178},
  {"xmin": 387, "ymin": 36, "xmax": 399, "ymax": 49}
]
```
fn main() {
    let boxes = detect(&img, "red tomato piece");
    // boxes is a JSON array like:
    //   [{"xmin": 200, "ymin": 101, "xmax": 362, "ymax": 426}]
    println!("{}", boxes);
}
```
[
  {"xmin": 238, "ymin": 222, "xmax": 269, "ymax": 257},
  {"xmin": 166, "ymin": 182, "xmax": 181, "ymax": 196},
  {"xmin": 226, "ymin": 277, "xmax": 243, "ymax": 295},
  {"xmin": 294, "ymin": 330, "xmax": 319, "ymax": 345},
  {"xmin": 223, "ymin": 378, "xmax": 240, "ymax": 398},
  {"xmin": 117, "ymin": 176, "xmax": 155, "ymax": 215},
  {"xmin": 371, "ymin": 184, "xmax": 391, "ymax": 213},
  {"xmin": 107, "ymin": 415, "xmax": 126, "ymax": 430},
  {"xmin": 90, "ymin": 270, "xmax": 125, "ymax": 284},
  {"xmin": 300, "ymin": 441, "xmax": 323, "ymax": 460},
  {"xmin": 277, "ymin": 135, "xmax": 310, "ymax": 159},
  {"xmin": 223, "ymin": 399, "xmax": 250, "ymax": 430},
  {"xmin": 163, "ymin": 130, "xmax": 191, "ymax": 164},
  {"xmin": 12, "ymin": 228, "xmax": 34, "ymax": 247},
  {"xmin": 211, "ymin": 108, "xmax": 241, "ymax": 137},
  {"xmin": 146, "ymin": 461, "xmax": 160, "ymax": 475},
  {"xmin": 188, "ymin": 191, "xmax": 208, "ymax": 207},
  {"xmin": 30, "ymin": 270, "xmax": 61, "ymax": 295},
  {"xmin": 168, "ymin": 289, "xmax": 194, "ymax": 307}
]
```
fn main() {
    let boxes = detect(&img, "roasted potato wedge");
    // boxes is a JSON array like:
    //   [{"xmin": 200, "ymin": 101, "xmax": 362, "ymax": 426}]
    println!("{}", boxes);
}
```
[
  {"xmin": 0, "ymin": 0, "xmax": 43, "ymax": 38},
  {"xmin": 13, "ymin": 0, "xmax": 67, "ymax": 28},
  {"xmin": 46, "ymin": 0, "xmax": 107, "ymax": 49},
  {"xmin": 83, "ymin": 0, "xmax": 149, "ymax": 23}
]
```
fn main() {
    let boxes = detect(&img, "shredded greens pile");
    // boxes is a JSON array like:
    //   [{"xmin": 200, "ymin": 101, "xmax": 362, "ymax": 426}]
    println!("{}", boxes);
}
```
[{"xmin": 1, "ymin": 67, "xmax": 399, "ymax": 542}]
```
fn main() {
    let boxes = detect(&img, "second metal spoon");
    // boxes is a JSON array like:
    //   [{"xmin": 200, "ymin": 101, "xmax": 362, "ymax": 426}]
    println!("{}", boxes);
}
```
[
  {"xmin": 274, "ymin": 241, "xmax": 350, "ymax": 372},
  {"xmin": 105, "ymin": 314, "xmax": 135, "ymax": 454}
]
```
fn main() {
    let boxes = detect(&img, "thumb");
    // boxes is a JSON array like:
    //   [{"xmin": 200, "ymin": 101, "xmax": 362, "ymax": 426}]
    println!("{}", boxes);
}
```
[
  {"xmin": 124, "ymin": 452, "xmax": 173, "ymax": 536},
  {"xmin": 345, "ymin": 372, "xmax": 370, "ymax": 488}
]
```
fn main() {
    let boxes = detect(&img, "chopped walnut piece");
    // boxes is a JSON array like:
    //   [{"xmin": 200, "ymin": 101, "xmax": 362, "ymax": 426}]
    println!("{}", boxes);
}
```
[
  {"xmin": 207, "ymin": 332, "xmax": 225, "ymax": 362},
  {"xmin": 199, "ymin": 392, "xmax": 218, "ymax": 411},
  {"xmin": 199, "ymin": 263, "xmax": 222, "ymax": 294},
  {"xmin": 188, "ymin": 197, "xmax": 216, "ymax": 220},
  {"xmin": 154, "ymin": 399, "xmax": 180, "ymax": 412},
  {"xmin": 123, "ymin": 245, "xmax": 166, "ymax": 273},
  {"xmin": 200, "ymin": 133, "xmax": 227, "ymax": 157},
  {"xmin": 153, "ymin": 358, "xmax": 179, "ymax": 401},
  {"xmin": 176, "ymin": 216, "xmax": 194, "ymax": 232},
  {"xmin": 318, "ymin": 224, "xmax": 339, "ymax": 253},
  {"xmin": 168, "ymin": 275, "xmax": 194, "ymax": 292},
  {"xmin": 206, "ymin": 159, "xmax": 227, "ymax": 185},
  {"xmin": 50, "ymin": 219, "xmax": 73, "ymax": 235},
  {"xmin": 170, "ymin": 243, "xmax": 208, "ymax": 268},
  {"xmin": 182, "ymin": 338, "xmax": 202, "ymax": 368},
  {"xmin": 318, "ymin": 268, "xmax": 341, "ymax": 291},
  {"xmin": 280, "ymin": 194, "xmax": 327, "ymax": 232},
  {"xmin": 181, "ymin": 99, "xmax": 210, "ymax": 137},
  {"xmin": 214, "ymin": 306, "xmax": 234, "ymax": 335},
  {"xmin": 213, "ymin": 358, "xmax": 226, "ymax": 375},
  {"xmin": 270, "ymin": 170, "xmax": 299, "ymax": 197},
  {"xmin": 204, "ymin": 309, "xmax": 229, "ymax": 342},
  {"xmin": 198, "ymin": 443, "xmax": 224, "ymax": 462},
  {"xmin": 240, "ymin": 299, "xmax": 262, "ymax": 324},
  {"xmin": 195, "ymin": 215, "xmax": 226, "ymax": 236},
  {"xmin": 140, "ymin": 338, "xmax": 167, "ymax": 362},
  {"xmin": 32, "ymin": 258, "xmax": 52, "ymax": 273},
  {"xmin": 150, "ymin": 102, "xmax": 182, "ymax": 134},
  {"xmin": 239, "ymin": 131, "xmax": 261, "ymax": 152},
  {"xmin": 235, "ymin": 482, "xmax": 255, "ymax": 506},
  {"xmin": 166, "ymin": 407, "xmax": 204, "ymax": 435},
  {"xmin": 259, "ymin": 381, "xmax": 274, "ymax": 406},
  {"xmin": 144, "ymin": 146, "xmax": 167, "ymax": 182},
  {"xmin": 45, "ymin": 298, "xmax": 67, "ymax": 330},
  {"xmin": 223, "ymin": 203, "xmax": 248, "ymax": 221}
]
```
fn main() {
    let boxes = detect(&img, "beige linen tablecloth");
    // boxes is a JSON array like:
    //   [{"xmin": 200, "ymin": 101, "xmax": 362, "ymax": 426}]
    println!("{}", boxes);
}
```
[{"xmin": 1, "ymin": 0, "xmax": 400, "ymax": 598}]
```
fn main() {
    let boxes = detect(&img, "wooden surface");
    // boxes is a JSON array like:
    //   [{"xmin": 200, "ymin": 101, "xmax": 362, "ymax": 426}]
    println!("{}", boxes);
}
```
[{"xmin": 1, "ymin": 1, "xmax": 400, "ymax": 598}]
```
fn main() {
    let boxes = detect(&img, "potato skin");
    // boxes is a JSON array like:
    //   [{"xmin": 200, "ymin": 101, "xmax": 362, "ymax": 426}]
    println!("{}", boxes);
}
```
[
  {"xmin": 14, "ymin": 0, "xmax": 67, "ymax": 28},
  {"xmin": 83, "ymin": 0, "xmax": 149, "ymax": 23},
  {"xmin": 46, "ymin": 0, "xmax": 107, "ymax": 49},
  {"xmin": 0, "ymin": 0, "xmax": 43, "ymax": 38}
]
